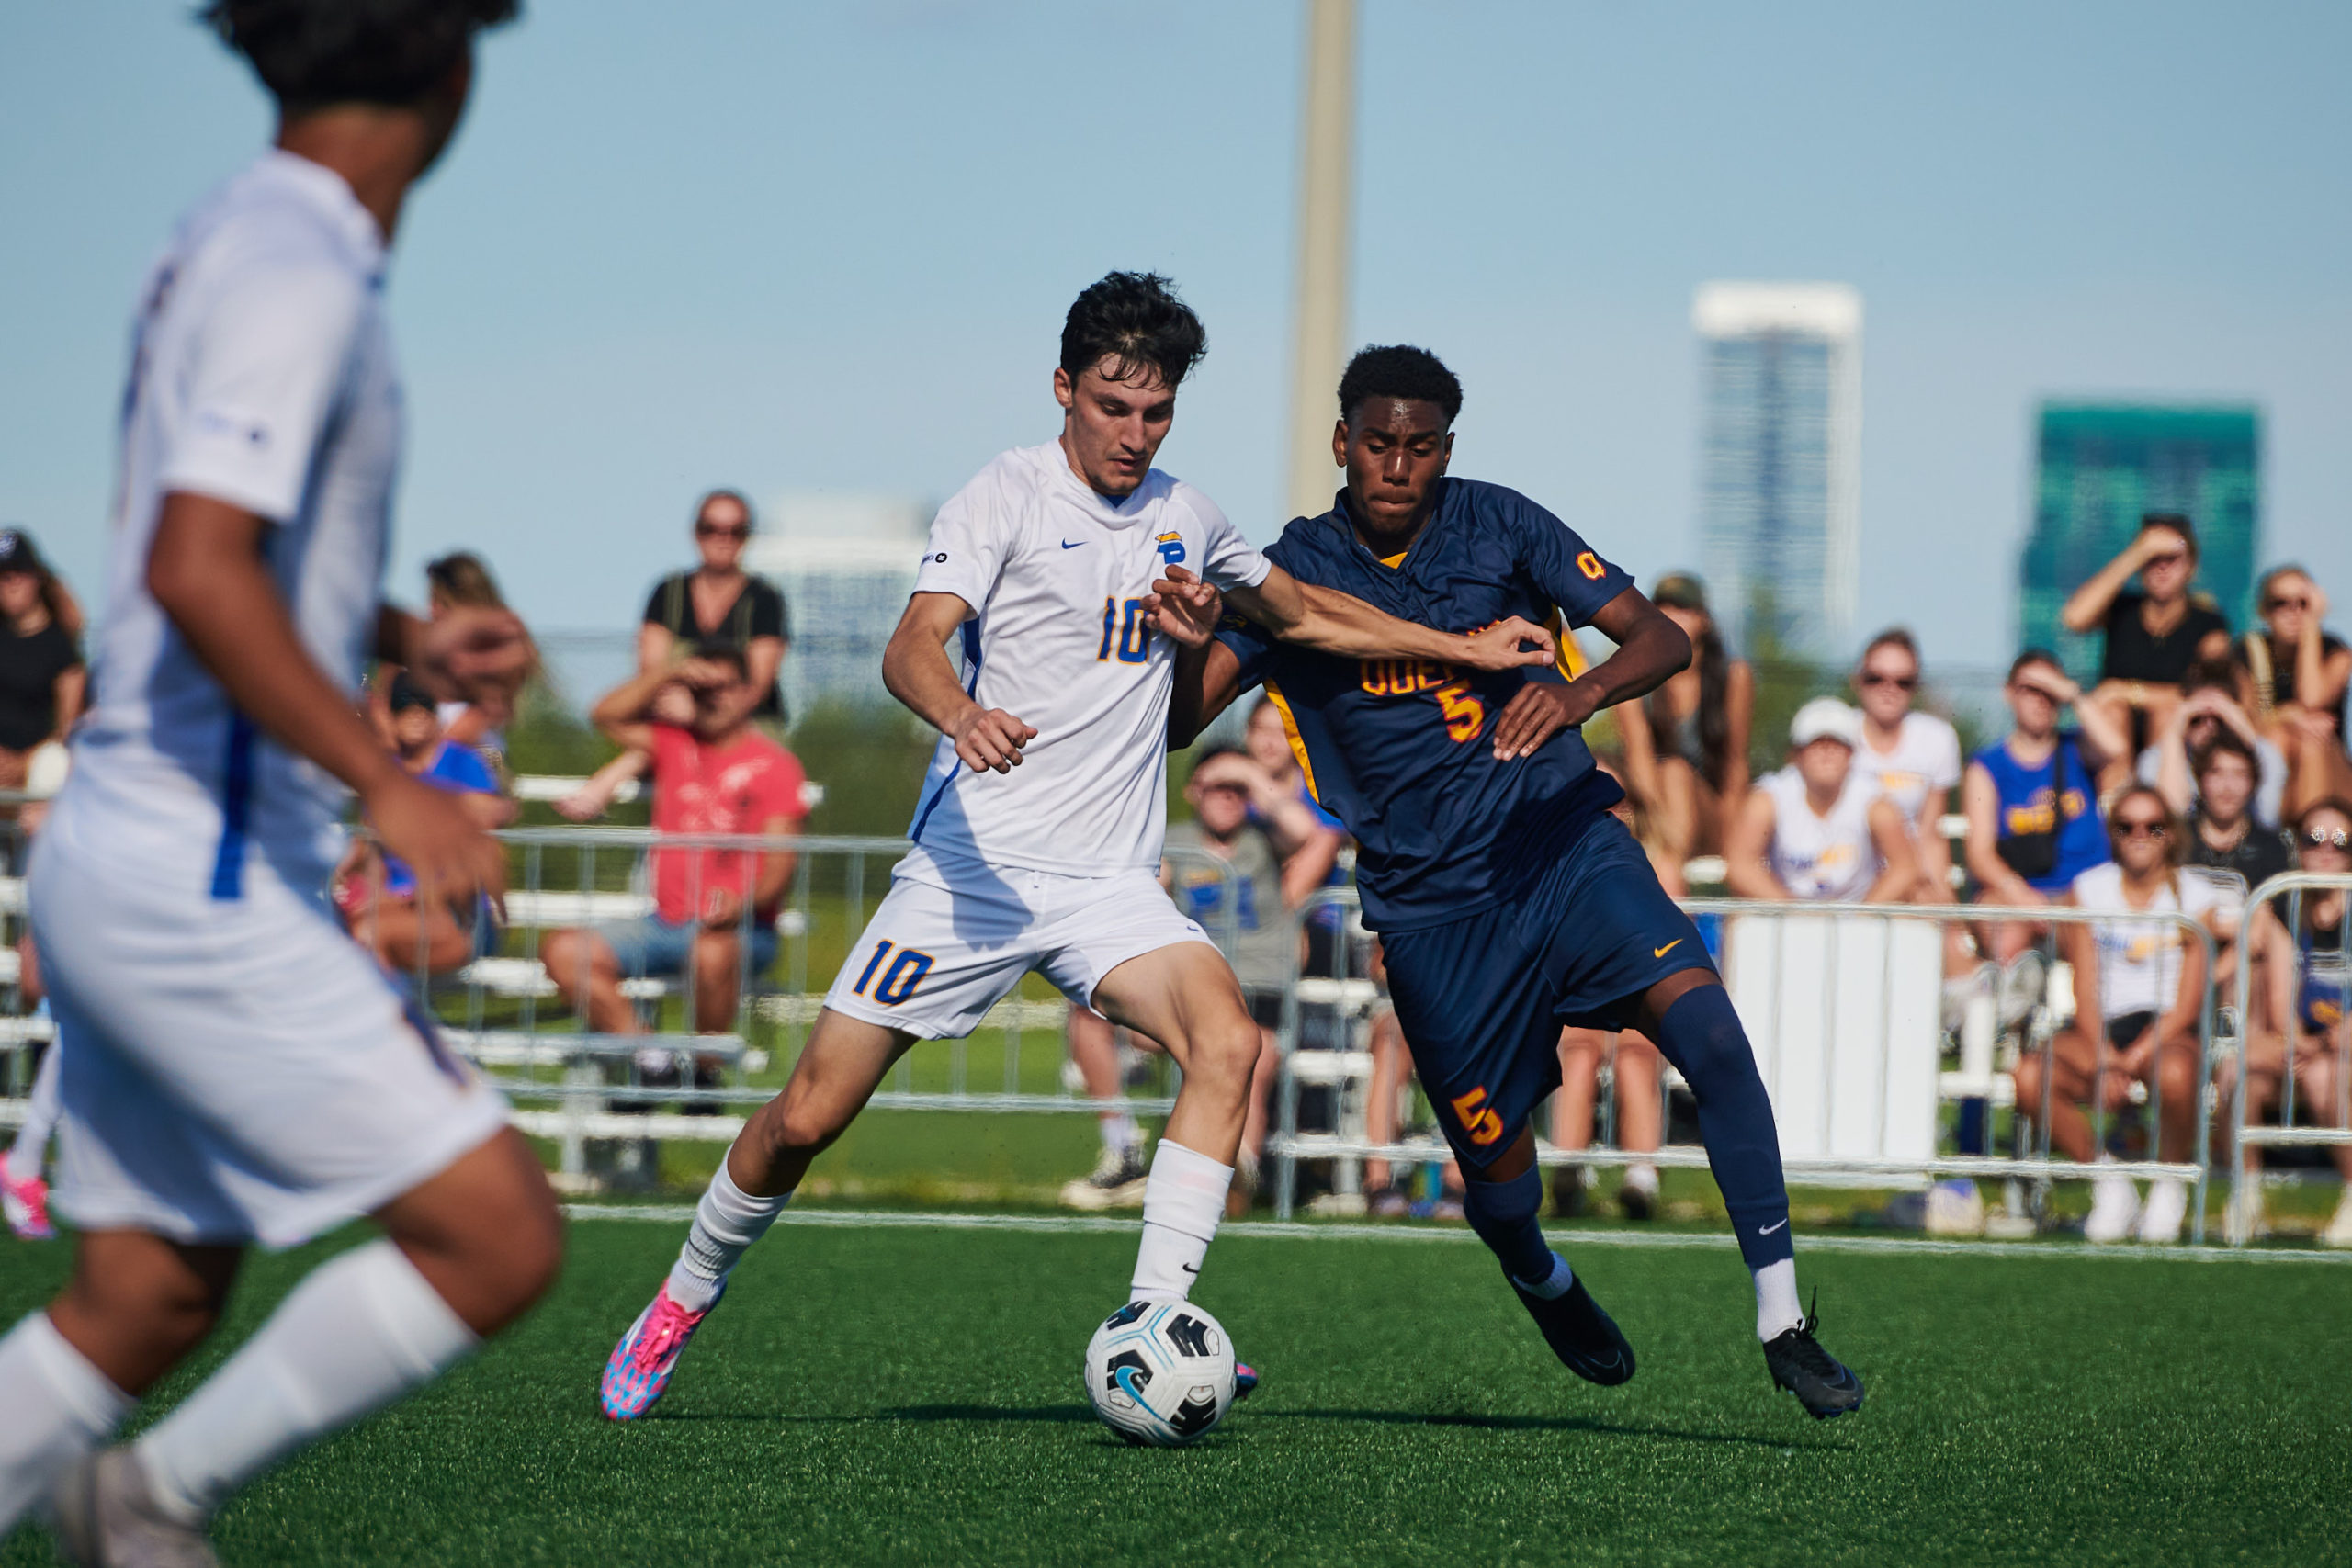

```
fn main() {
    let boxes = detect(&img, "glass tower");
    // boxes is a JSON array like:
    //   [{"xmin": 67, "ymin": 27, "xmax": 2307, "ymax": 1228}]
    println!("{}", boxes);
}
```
[
  {"xmin": 2018, "ymin": 403, "xmax": 2261, "ymax": 681},
  {"xmin": 1693, "ymin": 283, "xmax": 1863, "ymax": 660}
]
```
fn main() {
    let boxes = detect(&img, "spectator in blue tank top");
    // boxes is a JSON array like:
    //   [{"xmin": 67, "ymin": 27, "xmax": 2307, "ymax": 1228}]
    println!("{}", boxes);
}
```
[{"xmin": 1963, "ymin": 649, "xmax": 2129, "ymax": 981}]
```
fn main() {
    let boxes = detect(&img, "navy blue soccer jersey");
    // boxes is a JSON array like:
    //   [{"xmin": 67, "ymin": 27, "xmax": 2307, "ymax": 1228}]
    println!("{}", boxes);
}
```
[{"xmin": 1215, "ymin": 479, "xmax": 1634, "ymax": 931}]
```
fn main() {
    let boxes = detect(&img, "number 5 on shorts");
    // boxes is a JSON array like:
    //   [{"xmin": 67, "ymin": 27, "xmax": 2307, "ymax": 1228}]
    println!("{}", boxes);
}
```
[
  {"xmin": 854, "ymin": 941, "xmax": 934, "ymax": 1007},
  {"xmin": 1449, "ymin": 1085, "xmax": 1505, "ymax": 1146}
]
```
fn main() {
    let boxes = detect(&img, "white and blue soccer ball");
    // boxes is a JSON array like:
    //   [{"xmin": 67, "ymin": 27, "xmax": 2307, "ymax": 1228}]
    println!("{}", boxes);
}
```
[{"xmin": 1082, "ymin": 1299, "xmax": 1238, "ymax": 1447}]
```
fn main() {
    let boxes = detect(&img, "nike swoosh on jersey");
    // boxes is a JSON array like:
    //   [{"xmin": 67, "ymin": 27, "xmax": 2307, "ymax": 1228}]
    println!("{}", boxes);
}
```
[
  {"xmin": 1060, "ymin": 539, "xmax": 1087, "ymax": 549},
  {"xmin": 1653, "ymin": 939, "xmax": 1683, "ymax": 958}
]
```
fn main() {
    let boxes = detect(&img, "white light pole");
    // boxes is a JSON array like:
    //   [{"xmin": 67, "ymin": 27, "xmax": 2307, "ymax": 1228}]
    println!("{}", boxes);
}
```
[{"xmin": 1283, "ymin": 0, "xmax": 1357, "ymax": 525}]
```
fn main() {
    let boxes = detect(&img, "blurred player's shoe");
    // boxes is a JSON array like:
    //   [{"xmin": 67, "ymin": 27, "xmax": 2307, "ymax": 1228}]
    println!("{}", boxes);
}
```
[
  {"xmin": 1233, "ymin": 1363, "xmax": 1260, "ymax": 1401},
  {"xmin": 48, "ymin": 1446, "xmax": 219, "ymax": 1567},
  {"xmin": 1925, "ymin": 1178, "xmax": 1985, "ymax": 1236},
  {"xmin": 2083, "ymin": 1164, "xmax": 2141, "ymax": 1244},
  {"xmin": 2135, "ymin": 1175, "xmax": 2187, "ymax": 1244},
  {"xmin": 1513, "ymin": 1261, "xmax": 1635, "ymax": 1386},
  {"xmin": 1619, "ymin": 1165, "xmax": 1658, "ymax": 1223},
  {"xmin": 4, "ymin": 1167, "xmax": 54, "ymax": 1240},
  {"xmin": 1762, "ymin": 1294, "xmax": 1864, "ymax": 1419},
  {"xmin": 2323, "ymin": 1187, "xmax": 2352, "ymax": 1249},
  {"xmin": 1059, "ymin": 1146, "xmax": 1148, "ymax": 1211},
  {"xmin": 1549, "ymin": 1165, "xmax": 1595, "ymax": 1218},
  {"xmin": 1996, "ymin": 951, "xmax": 2047, "ymax": 1030},
  {"xmin": 2223, "ymin": 1180, "xmax": 2268, "ymax": 1244},
  {"xmin": 600, "ymin": 1280, "xmax": 721, "ymax": 1421},
  {"xmin": 1365, "ymin": 1185, "xmax": 1409, "ymax": 1219}
]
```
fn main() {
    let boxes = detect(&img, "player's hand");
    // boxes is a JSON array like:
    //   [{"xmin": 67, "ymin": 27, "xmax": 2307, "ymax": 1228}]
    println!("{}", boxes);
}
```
[
  {"xmin": 1488, "ymin": 679, "xmax": 1605, "ymax": 761},
  {"xmin": 1457, "ymin": 615, "xmax": 1556, "ymax": 672},
  {"xmin": 363, "ymin": 770, "xmax": 506, "ymax": 917},
  {"xmin": 1145, "ymin": 565, "xmax": 1223, "ymax": 649},
  {"xmin": 414, "ymin": 605, "xmax": 534, "ymax": 727},
  {"xmin": 948, "ymin": 705, "xmax": 1037, "ymax": 774}
]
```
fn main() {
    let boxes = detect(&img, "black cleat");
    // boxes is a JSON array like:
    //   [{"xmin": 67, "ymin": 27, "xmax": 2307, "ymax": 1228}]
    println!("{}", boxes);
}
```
[
  {"xmin": 1763, "ymin": 1292, "xmax": 1864, "ymax": 1419},
  {"xmin": 1514, "ymin": 1269, "xmax": 1636, "ymax": 1386}
]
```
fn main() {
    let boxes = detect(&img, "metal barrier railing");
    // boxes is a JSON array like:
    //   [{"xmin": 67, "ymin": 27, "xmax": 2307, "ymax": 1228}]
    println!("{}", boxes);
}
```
[
  {"xmin": 2225, "ymin": 870, "xmax": 2352, "ymax": 1246},
  {"xmin": 1265, "ymin": 890, "xmax": 2222, "ymax": 1240}
]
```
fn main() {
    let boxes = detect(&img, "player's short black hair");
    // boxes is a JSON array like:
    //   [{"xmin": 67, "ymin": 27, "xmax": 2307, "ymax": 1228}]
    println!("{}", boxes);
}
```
[
  {"xmin": 1338, "ymin": 345, "xmax": 1464, "ymax": 427},
  {"xmin": 1059, "ymin": 273, "xmax": 1207, "ymax": 391},
  {"xmin": 202, "ymin": 0, "xmax": 520, "ymax": 110}
]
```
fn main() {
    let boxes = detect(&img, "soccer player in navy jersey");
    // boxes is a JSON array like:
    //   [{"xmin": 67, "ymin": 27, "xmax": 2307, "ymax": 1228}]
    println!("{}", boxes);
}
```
[{"xmin": 1159, "ymin": 345, "xmax": 1863, "ymax": 1417}]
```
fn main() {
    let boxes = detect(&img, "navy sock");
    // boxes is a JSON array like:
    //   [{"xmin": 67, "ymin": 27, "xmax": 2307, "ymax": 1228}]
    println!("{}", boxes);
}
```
[
  {"xmin": 1649, "ymin": 984, "xmax": 1794, "ymax": 1272},
  {"xmin": 1460, "ymin": 1162, "xmax": 1554, "ymax": 1288}
]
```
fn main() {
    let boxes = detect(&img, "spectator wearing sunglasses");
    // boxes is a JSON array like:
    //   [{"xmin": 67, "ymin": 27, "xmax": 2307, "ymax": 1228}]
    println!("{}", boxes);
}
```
[
  {"xmin": 2229, "ymin": 797, "xmax": 2352, "ymax": 1245},
  {"xmin": 2015, "ymin": 785, "xmax": 2216, "ymax": 1244},
  {"xmin": 2061, "ymin": 513, "xmax": 2233, "ymax": 790},
  {"xmin": 2237, "ymin": 566, "xmax": 2352, "ymax": 818},
  {"xmin": 1849, "ymin": 627, "xmax": 1960, "ymax": 901}
]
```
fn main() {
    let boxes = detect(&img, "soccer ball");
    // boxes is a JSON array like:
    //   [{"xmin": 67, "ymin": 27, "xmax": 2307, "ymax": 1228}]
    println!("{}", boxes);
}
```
[{"xmin": 1082, "ymin": 1299, "xmax": 1238, "ymax": 1447}]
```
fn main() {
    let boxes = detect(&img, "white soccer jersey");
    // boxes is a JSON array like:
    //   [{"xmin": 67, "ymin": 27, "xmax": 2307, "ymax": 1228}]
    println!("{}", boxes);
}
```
[
  {"xmin": 1762, "ymin": 766, "xmax": 1884, "ymax": 902},
  {"xmin": 65, "ymin": 151, "xmax": 399, "ymax": 897},
  {"xmin": 2072, "ymin": 861, "xmax": 2220, "ymax": 1023},
  {"xmin": 1851, "ymin": 711, "xmax": 1961, "ymax": 831},
  {"xmin": 906, "ymin": 442, "xmax": 1271, "ymax": 876}
]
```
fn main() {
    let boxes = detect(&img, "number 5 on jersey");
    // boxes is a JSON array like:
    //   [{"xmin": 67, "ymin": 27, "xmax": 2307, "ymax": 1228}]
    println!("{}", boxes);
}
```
[{"xmin": 853, "ymin": 941, "xmax": 933, "ymax": 1006}]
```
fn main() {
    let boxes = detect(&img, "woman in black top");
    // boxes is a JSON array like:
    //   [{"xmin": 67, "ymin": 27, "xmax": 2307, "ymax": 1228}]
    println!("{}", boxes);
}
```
[
  {"xmin": 639, "ymin": 489, "xmax": 788, "ymax": 724},
  {"xmin": 2061, "ymin": 513, "xmax": 2232, "ymax": 785},
  {"xmin": 2235, "ymin": 565, "xmax": 2352, "ymax": 818},
  {"xmin": 0, "ymin": 529, "xmax": 84, "ymax": 792}
]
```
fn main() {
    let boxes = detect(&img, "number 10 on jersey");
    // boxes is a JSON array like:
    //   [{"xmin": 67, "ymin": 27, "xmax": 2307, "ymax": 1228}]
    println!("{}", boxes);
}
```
[{"xmin": 1097, "ymin": 597, "xmax": 1150, "ymax": 663}]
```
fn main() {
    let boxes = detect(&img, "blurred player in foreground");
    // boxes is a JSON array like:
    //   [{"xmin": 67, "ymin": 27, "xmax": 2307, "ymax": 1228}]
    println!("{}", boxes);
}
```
[
  {"xmin": 599, "ymin": 275, "xmax": 1555, "ymax": 1420},
  {"xmin": 0, "ymin": 5, "xmax": 559, "ymax": 1560},
  {"xmin": 1166, "ymin": 345, "xmax": 1864, "ymax": 1418}
]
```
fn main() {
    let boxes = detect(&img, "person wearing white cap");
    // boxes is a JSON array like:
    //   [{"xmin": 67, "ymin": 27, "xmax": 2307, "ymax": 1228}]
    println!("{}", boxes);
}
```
[{"xmin": 1725, "ymin": 698, "xmax": 1917, "ymax": 904}]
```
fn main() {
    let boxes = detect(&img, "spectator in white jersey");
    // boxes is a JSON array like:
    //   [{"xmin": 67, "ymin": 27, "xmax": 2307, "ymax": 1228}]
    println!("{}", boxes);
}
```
[
  {"xmin": 1724, "ymin": 699, "xmax": 1917, "ymax": 905},
  {"xmin": 0, "ymin": 4, "xmax": 554, "ymax": 1554},
  {"xmin": 1848, "ymin": 628, "xmax": 1961, "ymax": 901},
  {"xmin": 2014, "ymin": 785, "xmax": 2215, "ymax": 1244}
]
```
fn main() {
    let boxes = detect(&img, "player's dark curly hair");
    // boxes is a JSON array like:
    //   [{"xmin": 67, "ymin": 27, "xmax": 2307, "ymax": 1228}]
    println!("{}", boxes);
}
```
[
  {"xmin": 1059, "ymin": 273, "xmax": 1208, "ymax": 390},
  {"xmin": 1337, "ymin": 344, "xmax": 1464, "ymax": 426},
  {"xmin": 201, "ymin": 0, "xmax": 520, "ymax": 110}
]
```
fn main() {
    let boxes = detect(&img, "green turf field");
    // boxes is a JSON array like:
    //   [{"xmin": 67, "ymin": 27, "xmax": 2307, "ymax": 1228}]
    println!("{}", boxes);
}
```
[{"xmin": 6, "ymin": 1217, "xmax": 2350, "ymax": 1566}]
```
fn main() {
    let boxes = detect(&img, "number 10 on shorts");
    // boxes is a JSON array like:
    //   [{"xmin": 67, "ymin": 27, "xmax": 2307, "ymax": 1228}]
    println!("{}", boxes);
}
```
[{"xmin": 854, "ymin": 942, "xmax": 933, "ymax": 1006}]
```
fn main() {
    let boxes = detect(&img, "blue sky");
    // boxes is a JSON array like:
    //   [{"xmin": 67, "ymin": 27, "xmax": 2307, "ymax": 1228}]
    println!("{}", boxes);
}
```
[{"xmin": 5, "ymin": 1, "xmax": 2347, "ymax": 675}]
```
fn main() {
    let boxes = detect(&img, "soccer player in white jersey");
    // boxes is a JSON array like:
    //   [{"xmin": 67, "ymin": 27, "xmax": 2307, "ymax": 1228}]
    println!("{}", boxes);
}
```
[
  {"xmin": 599, "ymin": 272, "xmax": 1555, "ymax": 1418},
  {"xmin": 0, "ymin": 5, "xmax": 556, "ymax": 1561}
]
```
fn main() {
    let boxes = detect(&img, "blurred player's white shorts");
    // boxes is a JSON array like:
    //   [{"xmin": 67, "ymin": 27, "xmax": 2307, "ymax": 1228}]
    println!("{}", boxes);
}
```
[
  {"xmin": 821, "ymin": 846, "xmax": 1217, "ymax": 1039},
  {"xmin": 27, "ymin": 814, "xmax": 508, "ymax": 1250}
]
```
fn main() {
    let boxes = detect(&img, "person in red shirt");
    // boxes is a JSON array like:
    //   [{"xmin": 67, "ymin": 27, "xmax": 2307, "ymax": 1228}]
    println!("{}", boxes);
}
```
[{"xmin": 542, "ymin": 647, "xmax": 807, "ymax": 1066}]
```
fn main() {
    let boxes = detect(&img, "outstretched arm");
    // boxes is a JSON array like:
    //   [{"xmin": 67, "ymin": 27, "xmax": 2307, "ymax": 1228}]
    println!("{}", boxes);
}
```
[
  {"xmin": 1211, "ymin": 565, "xmax": 1555, "ymax": 671},
  {"xmin": 881, "ymin": 591, "xmax": 1038, "ymax": 774},
  {"xmin": 1486, "ymin": 588, "xmax": 1692, "ymax": 761}
]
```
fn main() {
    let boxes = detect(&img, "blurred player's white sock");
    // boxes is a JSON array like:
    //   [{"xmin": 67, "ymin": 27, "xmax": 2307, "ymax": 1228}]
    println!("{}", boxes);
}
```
[
  {"xmin": 1623, "ymin": 1162, "xmax": 1659, "ymax": 1197},
  {"xmin": 1098, "ymin": 1111, "xmax": 1141, "ymax": 1159},
  {"xmin": 1130, "ymin": 1139, "xmax": 1231, "ymax": 1302},
  {"xmin": 0, "ymin": 1311, "xmax": 130, "ymax": 1532},
  {"xmin": 135, "ymin": 1239, "xmax": 475, "ymax": 1526},
  {"xmin": 668, "ymin": 1159, "xmax": 789, "ymax": 1314},
  {"xmin": 1754, "ymin": 1258, "xmax": 1802, "ymax": 1341}
]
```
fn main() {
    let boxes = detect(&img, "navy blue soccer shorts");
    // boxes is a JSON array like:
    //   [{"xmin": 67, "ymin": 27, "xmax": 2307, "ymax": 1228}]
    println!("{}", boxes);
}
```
[{"xmin": 1377, "ymin": 812, "xmax": 1712, "ymax": 1170}]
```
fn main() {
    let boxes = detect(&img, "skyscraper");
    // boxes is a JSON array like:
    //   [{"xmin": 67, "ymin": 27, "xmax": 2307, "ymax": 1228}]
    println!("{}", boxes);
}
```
[
  {"xmin": 1693, "ymin": 282, "xmax": 1862, "ymax": 660},
  {"xmin": 2017, "ymin": 403, "xmax": 2261, "ymax": 680}
]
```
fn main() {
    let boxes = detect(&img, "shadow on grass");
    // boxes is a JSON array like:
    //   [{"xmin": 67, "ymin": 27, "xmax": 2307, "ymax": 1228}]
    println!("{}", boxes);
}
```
[
  {"xmin": 1263, "ymin": 1408, "xmax": 1840, "ymax": 1450},
  {"xmin": 885, "ymin": 1404, "xmax": 1095, "ymax": 1424}
]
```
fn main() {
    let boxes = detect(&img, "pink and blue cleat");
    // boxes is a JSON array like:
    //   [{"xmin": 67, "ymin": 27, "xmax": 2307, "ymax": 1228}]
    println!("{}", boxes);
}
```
[
  {"xmin": 1235, "ymin": 1363, "xmax": 1259, "ymax": 1401},
  {"xmin": 4, "ymin": 1168, "xmax": 54, "ymax": 1242},
  {"xmin": 600, "ymin": 1281, "xmax": 721, "ymax": 1420}
]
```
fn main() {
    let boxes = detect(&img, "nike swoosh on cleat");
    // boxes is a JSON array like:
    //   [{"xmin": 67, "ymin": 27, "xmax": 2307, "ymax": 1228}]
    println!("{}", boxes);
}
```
[
  {"xmin": 1654, "ymin": 939, "xmax": 1683, "ymax": 958},
  {"xmin": 1758, "ymin": 1218, "xmax": 1788, "ymax": 1235}
]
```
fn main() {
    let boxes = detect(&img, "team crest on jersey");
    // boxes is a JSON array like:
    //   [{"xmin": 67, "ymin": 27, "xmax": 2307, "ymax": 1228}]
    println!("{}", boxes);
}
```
[{"xmin": 1154, "ymin": 531, "xmax": 1186, "ymax": 566}]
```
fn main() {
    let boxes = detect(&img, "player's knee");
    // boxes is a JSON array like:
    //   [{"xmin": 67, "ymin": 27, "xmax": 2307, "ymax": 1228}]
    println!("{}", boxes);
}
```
[
  {"xmin": 1192, "ymin": 1018, "xmax": 1262, "ymax": 1092},
  {"xmin": 765, "ymin": 1089, "xmax": 848, "ymax": 1161},
  {"xmin": 539, "ymin": 928, "xmax": 588, "ymax": 980},
  {"xmin": 2155, "ymin": 1052, "xmax": 2199, "ymax": 1104}
]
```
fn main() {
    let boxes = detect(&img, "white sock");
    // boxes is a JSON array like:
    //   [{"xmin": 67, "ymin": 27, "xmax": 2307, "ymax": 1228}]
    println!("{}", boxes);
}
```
[
  {"xmin": 1514, "ymin": 1251, "xmax": 1575, "ymax": 1301},
  {"xmin": 6, "ymin": 1045, "xmax": 62, "ymax": 1184},
  {"xmin": 1130, "ymin": 1139, "xmax": 1232, "ymax": 1302},
  {"xmin": 667, "ymin": 1159, "xmax": 789, "ymax": 1314},
  {"xmin": 136, "ymin": 1240, "xmax": 476, "ymax": 1525},
  {"xmin": 1098, "ymin": 1111, "xmax": 1140, "ymax": 1158},
  {"xmin": 0, "ymin": 1312, "xmax": 130, "ymax": 1533},
  {"xmin": 1754, "ymin": 1257, "xmax": 1803, "ymax": 1341},
  {"xmin": 1623, "ymin": 1162, "xmax": 1659, "ymax": 1196}
]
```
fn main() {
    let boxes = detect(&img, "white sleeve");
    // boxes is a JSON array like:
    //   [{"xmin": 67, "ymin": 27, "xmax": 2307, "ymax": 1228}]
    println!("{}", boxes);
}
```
[
  {"xmin": 911, "ymin": 469, "xmax": 1013, "ymax": 615},
  {"xmin": 1929, "ymin": 718, "xmax": 1962, "ymax": 790},
  {"xmin": 157, "ymin": 263, "xmax": 364, "ymax": 525},
  {"xmin": 1184, "ymin": 489, "xmax": 1272, "ymax": 592}
]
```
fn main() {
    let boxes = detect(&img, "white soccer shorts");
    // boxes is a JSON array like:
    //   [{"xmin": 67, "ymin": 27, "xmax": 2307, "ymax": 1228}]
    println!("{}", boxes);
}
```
[
  {"xmin": 28, "ymin": 821, "xmax": 508, "ymax": 1249},
  {"xmin": 821, "ymin": 848, "xmax": 1218, "ymax": 1039}
]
